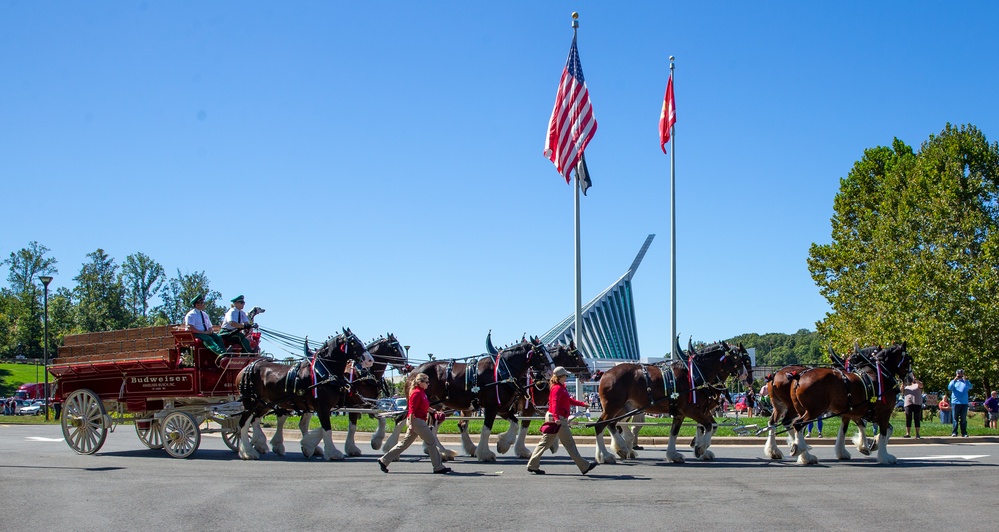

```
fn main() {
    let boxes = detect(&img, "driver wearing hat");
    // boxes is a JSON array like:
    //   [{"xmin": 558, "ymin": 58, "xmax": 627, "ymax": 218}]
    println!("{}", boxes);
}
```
[
  {"xmin": 219, "ymin": 294, "xmax": 257, "ymax": 353},
  {"xmin": 183, "ymin": 294, "xmax": 226, "ymax": 354}
]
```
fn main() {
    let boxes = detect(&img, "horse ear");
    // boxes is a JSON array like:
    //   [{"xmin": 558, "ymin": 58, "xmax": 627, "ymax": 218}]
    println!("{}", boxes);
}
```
[
  {"xmin": 303, "ymin": 337, "xmax": 311, "ymax": 357},
  {"xmin": 569, "ymin": 339, "xmax": 576, "ymax": 350},
  {"xmin": 674, "ymin": 335, "xmax": 684, "ymax": 358},
  {"xmin": 688, "ymin": 337, "xmax": 694, "ymax": 354}
]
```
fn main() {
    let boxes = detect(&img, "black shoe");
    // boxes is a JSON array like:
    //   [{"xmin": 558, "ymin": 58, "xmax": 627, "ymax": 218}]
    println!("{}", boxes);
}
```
[
  {"xmin": 903, "ymin": 434, "xmax": 910, "ymax": 438},
  {"xmin": 528, "ymin": 468, "xmax": 546, "ymax": 475},
  {"xmin": 378, "ymin": 460, "xmax": 389, "ymax": 473},
  {"xmin": 433, "ymin": 467, "xmax": 452, "ymax": 474},
  {"xmin": 582, "ymin": 462, "xmax": 598, "ymax": 475},
  {"xmin": 951, "ymin": 433, "xmax": 958, "ymax": 437},
  {"xmin": 633, "ymin": 444, "xmax": 644, "ymax": 450},
  {"xmin": 962, "ymin": 434, "xmax": 969, "ymax": 438}
]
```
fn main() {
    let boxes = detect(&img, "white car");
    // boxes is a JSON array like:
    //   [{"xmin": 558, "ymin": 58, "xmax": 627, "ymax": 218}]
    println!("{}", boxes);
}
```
[{"xmin": 15, "ymin": 400, "xmax": 42, "ymax": 416}]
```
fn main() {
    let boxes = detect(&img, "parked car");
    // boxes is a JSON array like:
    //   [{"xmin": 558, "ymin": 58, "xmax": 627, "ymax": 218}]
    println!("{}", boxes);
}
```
[
  {"xmin": 376, "ymin": 397, "xmax": 407, "ymax": 412},
  {"xmin": 15, "ymin": 400, "xmax": 42, "ymax": 416}
]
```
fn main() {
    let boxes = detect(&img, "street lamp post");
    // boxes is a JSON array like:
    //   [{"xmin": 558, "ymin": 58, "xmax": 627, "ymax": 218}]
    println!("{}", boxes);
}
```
[{"xmin": 39, "ymin": 275, "xmax": 53, "ymax": 421}]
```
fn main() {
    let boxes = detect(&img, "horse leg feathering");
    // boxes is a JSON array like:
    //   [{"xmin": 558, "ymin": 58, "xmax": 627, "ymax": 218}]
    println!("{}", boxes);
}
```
[
  {"xmin": 834, "ymin": 422, "xmax": 851, "ymax": 460},
  {"xmin": 370, "ymin": 416, "xmax": 387, "ymax": 450},
  {"xmin": 237, "ymin": 413, "xmax": 261, "ymax": 460},
  {"xmin": 344, "ymin": 414, "xmax": 363, "ymax": 457},
  {"xmin": 763, "ymin": 424, "xmax": 783, "ymax": 460},
  {"xmin": 268, "ymin": 415, "xmax": 285, "ymax": 456}
]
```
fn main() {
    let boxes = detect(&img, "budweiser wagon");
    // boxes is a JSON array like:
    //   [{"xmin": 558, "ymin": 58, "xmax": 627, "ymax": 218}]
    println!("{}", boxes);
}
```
[{"xmin": 48, "ymin": 325, "xmax": 263, "ymax": 458}]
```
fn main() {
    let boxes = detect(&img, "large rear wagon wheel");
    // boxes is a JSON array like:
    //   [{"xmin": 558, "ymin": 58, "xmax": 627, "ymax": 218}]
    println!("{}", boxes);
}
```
[
  {"xmin": 61, "ymin": 389, "xmax": 109, "ymax": 455},
  {"xmin": 162, "ymin": 411, "xmax": 201, "ymax": 458},
  {"xmin": 135, "ymin": 418, "xmax": 164, "ymax": 450}
]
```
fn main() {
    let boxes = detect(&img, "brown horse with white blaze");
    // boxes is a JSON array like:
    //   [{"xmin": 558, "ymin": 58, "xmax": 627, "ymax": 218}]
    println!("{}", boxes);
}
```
[
  {"xmin": 234, "ymin": 328, "xmax": 373, "ymax": 461},
  {"xmin": 783, "ymin": 343, "xmax": 912, "ymax": 465},
  {"xmin": 592, "ymin": 340, "xmax": 752, "ymax": 464},
  {"xmin": 382, "ymin": 338, "xmax": 555, "ymax": 462}
]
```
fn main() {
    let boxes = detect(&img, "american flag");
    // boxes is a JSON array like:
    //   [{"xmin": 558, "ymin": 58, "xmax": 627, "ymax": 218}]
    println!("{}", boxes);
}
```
[
  {"xmin": 659, "ymin": 71, "xmax": 676, "ymax": 154},
  {"xmin": 544, "ymin": 35, "xmax": 597, "ymax": 183}
]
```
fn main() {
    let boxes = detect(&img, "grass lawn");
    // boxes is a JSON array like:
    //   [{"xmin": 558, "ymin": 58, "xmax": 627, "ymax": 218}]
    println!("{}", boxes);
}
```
[{"xmin": 0, "ymin": 362, "xmax": 49, "ymax": 396}]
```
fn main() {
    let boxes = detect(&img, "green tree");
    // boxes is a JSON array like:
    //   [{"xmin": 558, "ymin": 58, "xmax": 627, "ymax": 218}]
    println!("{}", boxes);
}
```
[
  {"xmin": 1, "ymin": 242, "xmax": 58, "ymax": 358},
  {"xmin": 155, "ymin": 269, "xmax": 223, "ymax": 325},
  {"xmin": 120, "ymin": 252, "xmax": 165, "ymax": 325},
  {"xmin": 809, "ymin": 124, "xmax": 999, "ymax": 394},
  {"xmin": 74, "ymin": 249, "xmax": 130, "ymax": 332}
]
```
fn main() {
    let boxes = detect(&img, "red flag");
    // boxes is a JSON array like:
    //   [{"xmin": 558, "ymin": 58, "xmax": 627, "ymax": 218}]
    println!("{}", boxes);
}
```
[
  {"xmin": 659, "ymin": 72, "xmax": 676, "ymax": 154},
  {"xmin": 544, "ymin": 35, "xmax": 597, "ymax": 183}
]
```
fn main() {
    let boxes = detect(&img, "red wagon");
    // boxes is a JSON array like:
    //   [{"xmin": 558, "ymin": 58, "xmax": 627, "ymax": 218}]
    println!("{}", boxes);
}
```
[{"xmin": 48, "ymin": 325, "xmax": 262, "ymax": 458}]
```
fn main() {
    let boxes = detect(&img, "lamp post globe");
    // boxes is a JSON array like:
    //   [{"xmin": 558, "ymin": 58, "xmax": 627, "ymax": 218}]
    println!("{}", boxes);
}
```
[{"xmin": 39, "ymin": 275, "xmax": 53, "ymax": 420}]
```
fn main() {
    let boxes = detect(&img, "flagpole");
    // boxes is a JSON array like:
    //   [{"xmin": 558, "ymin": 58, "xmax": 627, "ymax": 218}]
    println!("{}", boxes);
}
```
[
  {"xmin": 669, "ymin": 56, "xmax": 677, "ymax": 360},
  {"xmin": 572, "ymin": 13, "xmax": 584, "ymax": 401}
]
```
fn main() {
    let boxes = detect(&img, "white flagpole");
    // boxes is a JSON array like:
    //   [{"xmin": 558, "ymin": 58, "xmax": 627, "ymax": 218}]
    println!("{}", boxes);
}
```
[
  {"xmin": 572, "ymin": 15, "xmax": 584, "ymax": 401},
  {"xmin": 669, "ymin": 56, "xmax": 677, "ymax": 360}
]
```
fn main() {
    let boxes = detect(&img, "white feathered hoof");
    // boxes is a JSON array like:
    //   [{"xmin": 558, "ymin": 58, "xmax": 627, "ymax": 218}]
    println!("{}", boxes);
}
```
[
  {"xmin": 764, "ymin": 440, "xmax": 783, "ymax": 460},
  {"xmin": 788, "ymin": 443, "xmax": 799, "ymax": 456},
  {"xmin": 271, "ymin": 442, "xmax": 286, "ymax": 456},
  {"xmin": 698, "ymin": 449, "xmax": 715, "ymax": 461},
  {"xmin": 597, "ymin": 448, "xmax": 617, "ymax": 464},
  {"xmin": 796, "ymin": 451, "xmax": 819, "ymax": 465},
  {"xmin": 238, "ymin": 442, "xmax": 260, "ymax": 461},
  {"xmin": 345, "ymin": 445, "xmax": 363, "ymax": 457},
  {"xmin": 477, "ymin": 448, "xmax": 497, "ymax": 462},
  {"xmin": 665, "ymin": 450, "xmax": 685, "ymax": 463},
  {"xmin": 496, "ymin": 434, "xmax": 516, "ymax": 455},
  {"xmin": 878, "ymin": 452, "xmax": 897, "ymax": 465},
  {"xmin": 324, "ymin": 448, "xmax": 345, "ymax": 461},
  {"xmin": 441, "ymin": 448, "xmax": 458, "ymax": 461}
]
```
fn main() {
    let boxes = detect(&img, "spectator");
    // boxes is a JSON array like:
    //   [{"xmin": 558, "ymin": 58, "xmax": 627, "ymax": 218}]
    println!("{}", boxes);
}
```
[
  {"xmin": 902, "ymin": 376, "xmax": 924, "ymax": 438},
  {"xmin": 948, "ymin": 369, "xmax": 973, "ymax": 437},
  {"xmin": 984, "ymin": 391, "xmax": 999, "ymax": 430},
  {"xmin": 938, "ymin": 394, "xmax": 952, "ymax": 425},
  {"xmin": 806, "ymin": 419, "xmax": 823, "ymax": 438}
]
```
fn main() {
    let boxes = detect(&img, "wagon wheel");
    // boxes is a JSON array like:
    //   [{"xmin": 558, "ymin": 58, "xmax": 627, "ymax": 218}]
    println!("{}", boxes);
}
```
[
  {"xmin": 161, "ymin": 411, "xmax": 201, "ymax": 458},
  {"xmin": 61, "ymin": 389, "xmax": 109, "ymax": 455},
  {"xmin": 219, "ymin": 416, "xmax": 241, "ymax": 452},
  {"xmin": 135, "ymin": 418, "xmax": 164, "ymax": 450}
]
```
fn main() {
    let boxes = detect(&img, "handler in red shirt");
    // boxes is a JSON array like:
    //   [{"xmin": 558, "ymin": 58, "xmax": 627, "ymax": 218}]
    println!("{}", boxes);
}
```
[
  {"xmin": 378, "ymin": 373, "xmax": 452, "ymax": 474},
  {"xmin": 527, "ymin": 366, "xmax": 598, "ymax": 475}
]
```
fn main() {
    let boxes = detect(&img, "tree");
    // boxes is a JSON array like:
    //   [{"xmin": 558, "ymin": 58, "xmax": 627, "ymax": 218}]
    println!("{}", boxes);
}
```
[
  {"xmin": 74, "ymin": 249, "xmax": 130, "ymax": 332},
  {"xmin": 155, "ymin": 269, "xmax": 223, "ymax": 324},
  {"xmin": 120, "ymin": 252, "xmax": 165, "ymax": 324},
  {"xmin": 809, "ymin": 124, "xmax": 999, "ymax": 394},
  {"xmin": 1, "ymin": 241, "xmax": 58, "ymax": 358}
]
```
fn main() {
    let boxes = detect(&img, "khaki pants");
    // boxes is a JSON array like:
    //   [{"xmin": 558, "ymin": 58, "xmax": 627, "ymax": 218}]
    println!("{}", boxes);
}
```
[
  {"xmin": 527, "ymin": 413, "xmax": 589, "ymax": 473},
  {"xmin": 380, "ymin": 417, "xmax": 443, "ymax": 471}
]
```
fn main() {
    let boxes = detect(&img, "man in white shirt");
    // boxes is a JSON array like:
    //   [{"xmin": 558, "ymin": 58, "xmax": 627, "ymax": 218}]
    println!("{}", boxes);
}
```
[
  {"xmin": 183, "ymin": 294, "xmax": 225, "ymax": 354},
  {"xmin": 219, "ymin": 294, "xmax": 256, "ymax": 353}
]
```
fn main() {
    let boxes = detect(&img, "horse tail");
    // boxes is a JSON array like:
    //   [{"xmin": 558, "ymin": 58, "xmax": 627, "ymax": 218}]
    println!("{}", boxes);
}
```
[
  {"xmin": 787, "ymin": 371, "xmax": 801, "ymax": 382},
  {"xmin": 765, "ymin": 372, "xmax": 775, "ymax": 383}
]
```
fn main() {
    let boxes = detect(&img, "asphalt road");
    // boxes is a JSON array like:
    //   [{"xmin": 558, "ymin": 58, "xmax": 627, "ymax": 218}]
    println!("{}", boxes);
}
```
[{"xmin": 2, "ymin": 424, "xmax": 998, "ymax": 531}]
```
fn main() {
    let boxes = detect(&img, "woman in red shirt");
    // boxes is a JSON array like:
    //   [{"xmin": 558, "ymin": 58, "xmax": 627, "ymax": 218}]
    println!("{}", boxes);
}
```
[
  {"xmin": 527, "ymin": 366, "xmax": 598, "ymax": 475},
  {"xmin": 378, "ymin": 373, "xmax": 452, "ymax": 474}
]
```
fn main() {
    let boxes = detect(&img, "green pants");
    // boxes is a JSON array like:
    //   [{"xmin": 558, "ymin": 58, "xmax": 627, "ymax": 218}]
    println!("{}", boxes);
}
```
[
  {"xmin": 220, "ymin": 329, "xmax": 254, "ymax": 353},
  {"xmin": 193, "ymin": 333, "xmax": 226, "ymax": 355}
]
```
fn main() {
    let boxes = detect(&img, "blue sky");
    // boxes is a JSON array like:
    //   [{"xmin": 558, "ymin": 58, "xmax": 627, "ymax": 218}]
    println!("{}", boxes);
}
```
[{"xmin": 3, "ymin": 2, "xmax": 998, "ymax": 363}]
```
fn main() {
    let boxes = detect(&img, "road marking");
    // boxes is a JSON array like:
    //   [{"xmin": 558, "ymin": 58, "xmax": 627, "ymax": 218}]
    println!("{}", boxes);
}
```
[
  {"xmin": 899, "ymin": 455, "xmax": 988, "ymax": 461},
  {"xmin": 26, "ymin": 437, "xmax": 65, "ymax": 442}
]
